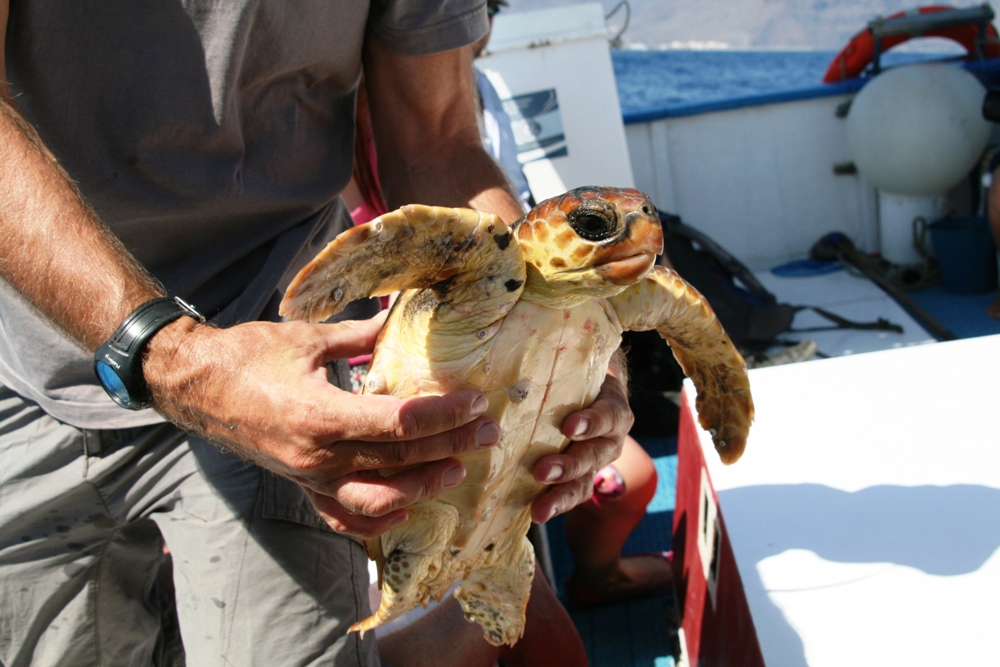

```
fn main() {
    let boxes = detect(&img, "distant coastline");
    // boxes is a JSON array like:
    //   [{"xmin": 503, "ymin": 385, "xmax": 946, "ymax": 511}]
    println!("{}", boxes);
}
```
[
  {"xmin": 619, "ymin": 42, "xmax": 963, "ymax": 53},
  {"xmin": 507, "ymin": 0, "xmax": 987, "ymax": 51}
]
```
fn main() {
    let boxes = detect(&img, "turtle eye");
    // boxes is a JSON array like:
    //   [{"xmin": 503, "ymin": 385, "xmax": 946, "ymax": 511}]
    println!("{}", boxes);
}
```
[{"xmin": 570, "ymin": 212, "xmax": 616, "ymax": 241}]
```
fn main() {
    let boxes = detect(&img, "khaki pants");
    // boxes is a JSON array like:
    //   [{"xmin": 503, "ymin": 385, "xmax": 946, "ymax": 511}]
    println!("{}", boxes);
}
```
[{"xmin": 0, "ymin": 385, "xmax": 378, "ymax": 667}]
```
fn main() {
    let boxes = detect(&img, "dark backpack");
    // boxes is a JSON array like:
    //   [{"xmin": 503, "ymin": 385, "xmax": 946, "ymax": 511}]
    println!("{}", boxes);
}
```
[{"xmin": 660, "ymin": 213, "xmax": 796, "ymax": 354}]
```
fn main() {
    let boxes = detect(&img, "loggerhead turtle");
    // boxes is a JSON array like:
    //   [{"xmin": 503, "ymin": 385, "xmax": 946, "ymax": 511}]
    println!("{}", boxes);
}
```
[{"xmin": 279, "ymin": 186, "xmax": 753, "ymax": 646}]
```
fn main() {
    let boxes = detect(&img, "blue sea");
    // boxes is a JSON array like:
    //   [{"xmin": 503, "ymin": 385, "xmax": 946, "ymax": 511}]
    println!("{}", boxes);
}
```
[{"xmin": 610, "ymin": 49, "xmax": 958, "ymax": 115}]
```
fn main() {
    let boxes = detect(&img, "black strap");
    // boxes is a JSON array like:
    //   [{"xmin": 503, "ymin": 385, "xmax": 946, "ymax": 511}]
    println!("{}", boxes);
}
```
[{"xmin": 789, "ymin": 305, "xmax": 904, "ymax": 334}]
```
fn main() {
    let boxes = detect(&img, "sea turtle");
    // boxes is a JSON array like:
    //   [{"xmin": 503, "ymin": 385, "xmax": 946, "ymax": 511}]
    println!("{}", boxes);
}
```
[{"xmin": 279, "ymin": 186, "xmax": 753, "ymax": 646}]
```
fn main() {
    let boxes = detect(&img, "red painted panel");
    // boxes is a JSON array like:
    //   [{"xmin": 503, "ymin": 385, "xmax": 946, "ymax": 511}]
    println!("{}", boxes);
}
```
[{"xmin": 674, "ymin": 390, "xmax": 765, "ymax": 667}]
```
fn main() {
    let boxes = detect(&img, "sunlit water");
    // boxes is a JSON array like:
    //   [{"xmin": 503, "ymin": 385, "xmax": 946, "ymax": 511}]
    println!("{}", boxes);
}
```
[{"xmin": 611, "ymin": 49, "xmax": 964, "ymax": 114}]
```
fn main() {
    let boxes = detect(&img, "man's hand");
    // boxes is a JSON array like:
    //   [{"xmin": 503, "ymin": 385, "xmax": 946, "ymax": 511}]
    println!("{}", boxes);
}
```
[
  {"xmin": 530, "ymin": 371, "xmax": 633, "ymax": 523},
  {"xmin": 144, "ymin": 313, "xmax": 501, "ymax": 539}
]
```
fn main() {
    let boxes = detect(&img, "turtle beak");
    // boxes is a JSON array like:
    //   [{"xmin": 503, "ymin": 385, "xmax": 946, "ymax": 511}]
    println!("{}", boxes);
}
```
[
  {"xmin": 595, "ymin": 252, "xmax": 657, "ymax": 284},
  {"xmin": 627, "ymin": 207, "xmax": 666, "ymax": 255},
  {"xmin": 594, "ymin": 211, "xmax": 664, "ymax": 285}
]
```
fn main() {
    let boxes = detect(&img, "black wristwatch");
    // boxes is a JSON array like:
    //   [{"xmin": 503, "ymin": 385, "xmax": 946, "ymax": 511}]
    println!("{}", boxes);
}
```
[{"xmin": 93, "ymin": 296, "xmax": 205, "ymax": 410}]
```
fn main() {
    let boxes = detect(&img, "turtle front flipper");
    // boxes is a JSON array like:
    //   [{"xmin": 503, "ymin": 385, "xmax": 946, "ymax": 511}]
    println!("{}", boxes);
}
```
[
  {"xmin": 280, "ymin": 204, "xmax": 526, "ymax": 325},
  {"xmin": 454, "ymin": 533, "xmax": 535, "ymax": 647},
  {"xmin": 609, "ymin": 265, "xmax": 754, "ymax": 464}
]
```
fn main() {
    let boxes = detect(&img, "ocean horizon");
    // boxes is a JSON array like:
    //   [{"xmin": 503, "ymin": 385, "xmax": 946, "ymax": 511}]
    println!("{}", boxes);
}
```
[{"xmin": 611, "ymin": 48, "xmax": 963, "ymax": 114}]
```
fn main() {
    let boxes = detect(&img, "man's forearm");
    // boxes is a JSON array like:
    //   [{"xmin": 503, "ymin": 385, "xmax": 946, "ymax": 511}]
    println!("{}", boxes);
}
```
[
  {"xmin": 0, "ymin": 97, "xmax": 163, "ymax": 351},
  {"xmin": 385, "ymin": 139, "xmax": 526, "ymax": 223},
  {"xmin": 363, "ymin": 33, "xmax": 526, "ymax": 225}
]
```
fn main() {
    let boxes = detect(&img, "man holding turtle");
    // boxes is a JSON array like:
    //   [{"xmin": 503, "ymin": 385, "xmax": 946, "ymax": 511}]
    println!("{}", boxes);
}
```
[{"xmin": 0, "ymin": 1, "xmax": 628, "ymax": 664}]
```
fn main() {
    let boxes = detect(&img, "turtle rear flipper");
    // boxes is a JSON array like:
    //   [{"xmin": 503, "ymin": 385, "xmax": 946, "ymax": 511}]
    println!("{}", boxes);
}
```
[
  {"xmin": 280, "ymin": 205, "xmax": 526, "ymax": 326},
  {"xmin": 610, "ymin": 265, "xmax": 754, "ymax": 464},
  {"xmin": 455, "ymin": 534, "xmax": 535, "ymax": 647},
  {"xmin": 351, "ymin": 500, "xmax": 460, "ymax": 636}
]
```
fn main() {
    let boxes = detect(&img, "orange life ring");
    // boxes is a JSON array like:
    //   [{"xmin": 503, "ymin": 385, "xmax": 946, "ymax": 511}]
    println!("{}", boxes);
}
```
[{"xmin": 823, "ymin": 5, "xmax": 1000, "ymax": 83}]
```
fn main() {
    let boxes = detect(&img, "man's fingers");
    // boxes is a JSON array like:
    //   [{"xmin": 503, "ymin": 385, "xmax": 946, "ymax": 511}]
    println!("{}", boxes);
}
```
[
  {"xmin": 303, "ymin": 458, "xmax": 468, "ymax": 538},
  {"xmin": 333, "ymin": 459, "xmax": 467, "ymax": 513},
  {"xmin": 304, "ymin": 486, "xmax": 409, "ymax": 540},
  {"xmin": 318, "ymin": 311, "xmax": 389, "ymax": 359},
  {"xmin": 319, "ymin": 388, "xmax": 494, "ymax": 445},
  {"xmin": 392, "ymin": 390, "xmax": 493, "ymax": 440},
  {"xmin": 340, "ymin": 416, "xmax": 499, "ymax": 472},
  {"xmin": 528, "ymin": 371, "xmax": 634, "ymax": 524},
  {"xmin": 560, "ymin": 374, "xmax": 633, "ymax": 445},
  {"xmin": 532, "ymin": 434, "xmax": 614, "ymax": 485},
  {"xmin": 530, "ymin": 474, "xmax": 594, "ymax": 524}
]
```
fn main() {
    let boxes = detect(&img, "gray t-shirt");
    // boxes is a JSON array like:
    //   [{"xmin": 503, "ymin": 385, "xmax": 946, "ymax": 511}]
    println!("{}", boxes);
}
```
[{"xmin": 1, "ymin": 0, "xmax": 488, "ymax": 428}]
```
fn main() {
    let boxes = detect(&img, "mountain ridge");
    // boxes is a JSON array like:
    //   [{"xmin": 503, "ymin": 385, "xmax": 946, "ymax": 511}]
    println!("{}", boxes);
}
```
[{"xmin": 504, "ymin": 1, "xmax": 989, "ymax": 50}]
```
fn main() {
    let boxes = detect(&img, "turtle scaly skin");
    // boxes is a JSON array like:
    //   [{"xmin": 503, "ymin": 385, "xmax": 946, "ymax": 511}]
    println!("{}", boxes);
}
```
[{"xmin": 280, "ymin": 186, "xmax": 753, "ymax": 645}]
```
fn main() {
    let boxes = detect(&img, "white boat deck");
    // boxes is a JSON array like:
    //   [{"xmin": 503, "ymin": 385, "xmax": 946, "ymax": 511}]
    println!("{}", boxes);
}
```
[
  {"xmin": 753, "ymin": 266, "xmax": 937, "ymax": 358},
  {"xmin": 686, "ymin": 331, "xmax": 1000, "ymax": 666},
  {"xmin": 680, "ymin": 253, "xmax": 1000, "ymax": 665}
]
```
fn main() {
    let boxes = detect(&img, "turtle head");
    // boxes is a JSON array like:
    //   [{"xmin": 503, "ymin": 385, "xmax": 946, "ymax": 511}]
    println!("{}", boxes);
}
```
[{"xmin": 513, "ymin": 186, "xmax": 663, "ymax": 306}]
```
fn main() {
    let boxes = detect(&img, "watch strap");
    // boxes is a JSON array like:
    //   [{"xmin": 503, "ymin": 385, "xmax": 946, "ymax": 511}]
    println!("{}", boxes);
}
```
[{"xmin": 94, "ymin": 296, "xmax": 204, "ymax": 410}]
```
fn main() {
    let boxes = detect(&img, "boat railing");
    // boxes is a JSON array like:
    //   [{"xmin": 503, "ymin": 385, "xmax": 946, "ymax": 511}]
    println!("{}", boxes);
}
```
[{"xmin": 869, "ymin": 4, "xmax": 996, "ymax": 75}]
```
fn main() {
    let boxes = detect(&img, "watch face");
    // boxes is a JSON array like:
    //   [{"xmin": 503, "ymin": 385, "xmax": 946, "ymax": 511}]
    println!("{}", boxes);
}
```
[{"xmin": 95, "ymin": 360, "xmax": 133, "ymax": 408}]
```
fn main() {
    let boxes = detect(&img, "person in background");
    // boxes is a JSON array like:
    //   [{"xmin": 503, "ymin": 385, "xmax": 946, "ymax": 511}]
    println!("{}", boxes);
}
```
[
  {"xmin": 0, "ymin": 2, "xmax": 632, "ymax": 665},
  {"xmin": 563, "ymin": 448, "xmax": 673, "ymax": 606},
  {"xmin": 472, "ymin": 0, "xmax": 534, "ymax": 211}
]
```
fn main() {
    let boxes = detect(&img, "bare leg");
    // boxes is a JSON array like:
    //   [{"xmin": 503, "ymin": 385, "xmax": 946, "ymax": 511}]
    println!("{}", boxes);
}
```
[
  {"xmin": 563, "ymin": 435, "xmax": 673, "ymax": 605},
  {"xmin": 498, "ymin": 562, "xmax": 588, "ymax": 667},
  {"xmin": 375, "ymin": 591, "xmax": 500, "ymax": 667},
  {"xmin": 376, "ymin": 562, "xmax": 587, "ymax": 667}
]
